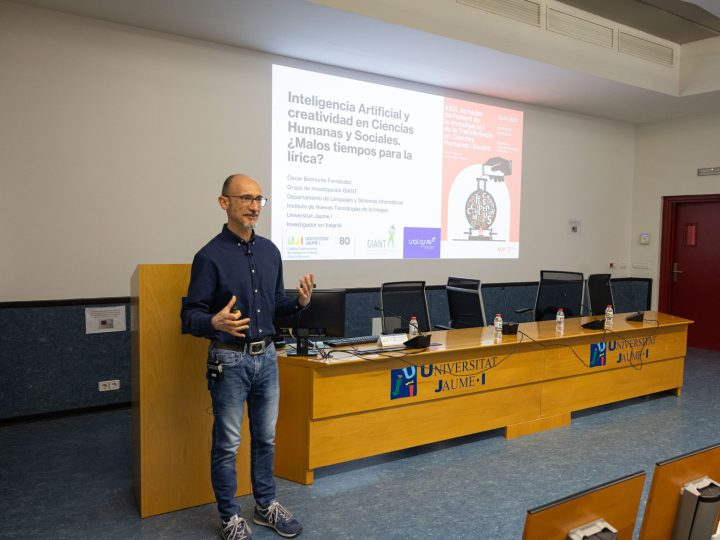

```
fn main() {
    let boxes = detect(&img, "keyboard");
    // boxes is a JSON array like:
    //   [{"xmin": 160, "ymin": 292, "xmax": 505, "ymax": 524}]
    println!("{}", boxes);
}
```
[{"xmin": 323, "ymin": 335, "xmax": 379, "ymax": 347}]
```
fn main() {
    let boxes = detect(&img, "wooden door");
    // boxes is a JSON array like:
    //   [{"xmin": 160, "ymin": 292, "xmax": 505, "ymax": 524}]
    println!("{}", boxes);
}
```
[{"xmin": 659, "ymin": 195, "xmax": 720, "ymax": 350}]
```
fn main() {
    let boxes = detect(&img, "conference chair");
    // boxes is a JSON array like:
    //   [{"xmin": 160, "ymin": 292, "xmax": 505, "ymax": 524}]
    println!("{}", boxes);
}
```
[
  {"xmin": 443, "ymin": 276, "xmax": 486, "ymax": 328},
  {"xmin": 586, "ymin": 273, "xmax": 614, "ymax": 316},
  {"xmin": 380, "ymin": 281, "xmax": 431, "ymax": 334},
  {"xmin": 523, "ymin": 471, "xmax": 646, "ymax": 540},
  {"xmin": 516, "ymin": 270, "xmax": 585, "ymax": 321}
]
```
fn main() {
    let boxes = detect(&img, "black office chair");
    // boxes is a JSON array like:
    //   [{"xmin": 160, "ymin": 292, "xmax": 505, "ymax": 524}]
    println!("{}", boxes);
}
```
[
  {"xmin": 516, "ymin": 270, "xmax": 584, "ymax": 321},
  {"xmin": 380, "ymin": 281, "xmax": 431, "ymax": 334},
  {"xmin": 586, "ymin": 274, "xmax": 614, "ymax": 316},
  {"xmin": 444, "ymin": 276, "xmax": 486, "ymax": 328}
]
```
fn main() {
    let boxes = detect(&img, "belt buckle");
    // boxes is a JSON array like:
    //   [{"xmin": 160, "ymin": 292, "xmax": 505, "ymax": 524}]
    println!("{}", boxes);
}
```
[{"xmin": 249, "ymin": 340, "xmax": 265, "ymax": 355}]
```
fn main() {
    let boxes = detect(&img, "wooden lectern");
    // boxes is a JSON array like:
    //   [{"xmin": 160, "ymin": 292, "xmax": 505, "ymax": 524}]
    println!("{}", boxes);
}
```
[{"xmin": 131, "ymin": 264, "xmax": 251, "ymax": 518}]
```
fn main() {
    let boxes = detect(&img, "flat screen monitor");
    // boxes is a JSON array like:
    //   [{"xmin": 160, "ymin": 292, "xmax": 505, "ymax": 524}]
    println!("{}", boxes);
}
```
[
  {"xmin": 522, "ymin": 471, "xmax": 646, "ymax": 540},
  {"xmin": 638, "ymin": 442, "xmax": 720, "ymax": 540},
  {"xmin": 274, "ymin": 288, "xmax": 346, "ymax": 338}
]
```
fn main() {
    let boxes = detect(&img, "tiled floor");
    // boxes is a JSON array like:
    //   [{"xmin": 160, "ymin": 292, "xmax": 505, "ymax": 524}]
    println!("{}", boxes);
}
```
[{"xmin": 1, "ymin": 348, "xmax": 718, "ymax": 539}]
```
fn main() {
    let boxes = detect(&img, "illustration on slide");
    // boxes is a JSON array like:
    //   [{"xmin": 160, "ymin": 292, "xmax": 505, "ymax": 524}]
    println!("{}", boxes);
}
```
[{"xmin": 462, "ymin": 157, "xmax": 512, "ymax": 241}]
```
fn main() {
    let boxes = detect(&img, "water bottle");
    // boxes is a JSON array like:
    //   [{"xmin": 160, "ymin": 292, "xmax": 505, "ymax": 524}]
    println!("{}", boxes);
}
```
[
  {"xmin": 556, "ymin": 308, "xmax": 565, "ymax": 332},
  {"xmin": 604, "ymin": 304, "xmax": 614, "ymax": 329},
  {"xmin": 494, "ymin": 313, "xmax": 503, "ymax": 334},
  {"xmin": 408, "ymin": 316, "xmax": 419, "ymax": 336}
]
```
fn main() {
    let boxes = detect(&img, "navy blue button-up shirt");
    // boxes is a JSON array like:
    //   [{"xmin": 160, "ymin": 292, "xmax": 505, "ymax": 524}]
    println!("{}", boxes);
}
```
[{"xmin": 181, "ymin": 225, "xmax": 302, "ymax": 343}]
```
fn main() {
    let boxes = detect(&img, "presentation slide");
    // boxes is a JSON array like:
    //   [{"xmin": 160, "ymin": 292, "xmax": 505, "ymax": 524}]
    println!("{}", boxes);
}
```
[{"xmin": 271, "ymin": 65, "xmax": 523, "ymax": 260}]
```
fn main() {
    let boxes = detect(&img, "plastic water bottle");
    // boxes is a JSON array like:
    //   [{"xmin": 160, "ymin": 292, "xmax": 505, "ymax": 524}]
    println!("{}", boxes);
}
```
[
  {"xmin": 556, "ymin": 308, "xmax": 565, "ymax": 332},
  {"xmin": 494, "ymin": 313, "xmax": 503, "ymax": 334},
  {"xmin": 604, "ymin": 304, "xmax": 614, "ymax": 329},
  {"xmin": 408, "ymin": 316, "xmax": 419, "ymax": 336}
]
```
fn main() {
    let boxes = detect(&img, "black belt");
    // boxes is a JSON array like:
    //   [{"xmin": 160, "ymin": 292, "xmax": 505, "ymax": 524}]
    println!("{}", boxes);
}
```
[{"xmin": 214, "ymin": 336, "xmax": 273, "ymax": 355}]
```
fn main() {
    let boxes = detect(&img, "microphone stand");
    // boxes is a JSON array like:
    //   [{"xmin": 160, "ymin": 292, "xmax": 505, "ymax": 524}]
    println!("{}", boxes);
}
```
[
  {"xmin": 580, "ymin": 298, "xmax": 608, "ymax": 330},
  {"xmin": 374, "ymin": 307, "xmax": 431, "ymax": 349}
]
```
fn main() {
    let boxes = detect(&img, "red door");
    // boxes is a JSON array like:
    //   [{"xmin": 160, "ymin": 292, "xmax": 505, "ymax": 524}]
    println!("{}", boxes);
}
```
[{"xmin": 659, "ymin": 195, "xmax": 720, "ymax": 350}]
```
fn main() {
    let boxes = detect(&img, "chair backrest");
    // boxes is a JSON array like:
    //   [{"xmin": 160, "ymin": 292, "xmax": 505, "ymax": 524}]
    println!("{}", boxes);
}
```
[
  {"xmin": 533, "ymin": 270, "xmax": 584, "ymax": 321},
  {"xmin": 446, "ymin": 276, "xmax": 486, "ymax": 328},
  {"xmin": 380, "ymin": 281, "xmax": 431, "ymax": 334},
  {"xmin": 586, "ymin": 274, "xmax": 614, "ymax": 316},
  {"xmin": 447, "ymin": 276, "xmax": 481, "ymax": 290}
]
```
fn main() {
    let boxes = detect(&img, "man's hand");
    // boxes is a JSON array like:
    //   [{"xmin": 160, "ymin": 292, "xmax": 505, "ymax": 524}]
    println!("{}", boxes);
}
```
[
  {"xmin": 211, "ymin": 295, "xmax": 251, "ymax": 338},
  {"xmin": 297, "ymin": 273, "xmax": 314, "ymax": 307}
]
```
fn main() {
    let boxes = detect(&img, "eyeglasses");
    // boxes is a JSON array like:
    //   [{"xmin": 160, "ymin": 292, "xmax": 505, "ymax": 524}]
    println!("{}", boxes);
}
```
[{"xmin": 224, "ymin": 195, "xmax": 268, "ymax": 207}]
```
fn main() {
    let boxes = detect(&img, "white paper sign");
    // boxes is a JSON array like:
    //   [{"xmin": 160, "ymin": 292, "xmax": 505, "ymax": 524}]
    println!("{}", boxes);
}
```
[
  {"xmin": 377, "ymin": 334, "xmax": 407, "ymax": 347},
  {"xmin": 85, "ymin": 306, "xmax": 127, "ymax": 334}
]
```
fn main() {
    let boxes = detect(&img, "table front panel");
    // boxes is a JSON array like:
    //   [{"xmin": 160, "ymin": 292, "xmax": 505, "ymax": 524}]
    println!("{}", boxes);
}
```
[
  {"xmin": 308, "ymin": 383, "xmax": 542, "ymax": 468},
  {"xmin": 311, "ymin": 346, "xmax": 546, "ymax": 419}
]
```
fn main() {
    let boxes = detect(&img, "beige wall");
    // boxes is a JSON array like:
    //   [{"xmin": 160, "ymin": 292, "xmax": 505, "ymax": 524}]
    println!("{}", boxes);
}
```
[
  {"xmin": 1, "ymin": 1, "xmax": 638, "ymax": 301},
  {"xmin": 632, "ymin": 113, "xmax": 720, "ymax": 307}
]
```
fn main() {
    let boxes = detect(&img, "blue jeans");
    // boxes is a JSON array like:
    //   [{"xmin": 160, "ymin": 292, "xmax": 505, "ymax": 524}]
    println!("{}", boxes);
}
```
[{"xmin": 207, "ymin": 343, "xmax": 279, "ymax": 519}]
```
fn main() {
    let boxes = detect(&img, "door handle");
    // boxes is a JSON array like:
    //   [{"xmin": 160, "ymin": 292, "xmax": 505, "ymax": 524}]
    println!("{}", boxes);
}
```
[{"xmin": 672, "ymin": 262, "xmax": 684, "ymax": 283}]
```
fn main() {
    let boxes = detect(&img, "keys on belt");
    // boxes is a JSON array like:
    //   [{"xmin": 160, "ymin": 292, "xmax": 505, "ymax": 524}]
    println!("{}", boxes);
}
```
[{"xmin": 214, "ymin": 337, "xmax": 273, "ymax": 355}]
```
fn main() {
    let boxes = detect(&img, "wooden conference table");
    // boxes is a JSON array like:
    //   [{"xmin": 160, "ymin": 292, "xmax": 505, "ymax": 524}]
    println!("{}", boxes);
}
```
[{"xmin": 274, "ymin": 312, "xmax": 691, "ymax": 485}]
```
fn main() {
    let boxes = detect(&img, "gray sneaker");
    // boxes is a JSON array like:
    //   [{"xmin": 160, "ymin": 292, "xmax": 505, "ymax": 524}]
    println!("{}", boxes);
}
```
[
  {"xmin": 253, "ymin": 500, "xmax": 302, "ymax": 538},
  {"xmin": 221, "ymin": 514, "xmax": 253, "ymax": 540}
]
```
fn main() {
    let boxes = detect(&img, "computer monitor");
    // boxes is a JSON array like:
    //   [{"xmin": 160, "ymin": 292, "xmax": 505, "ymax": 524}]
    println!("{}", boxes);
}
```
[
  {"xmin": 638, "ymin": 442, "xmax": 720, "ymax": 540},
  {"xmin": 273, "ymin": 288, "xmax": 346, "ymax": 355},
  {"xmin": 522, "ymin": 471, "xmax": 646, "ymax": 540}
]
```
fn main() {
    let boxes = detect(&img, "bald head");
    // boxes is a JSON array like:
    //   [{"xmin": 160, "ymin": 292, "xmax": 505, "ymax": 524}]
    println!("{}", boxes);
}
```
[
  {"xmin": 222, "ymin": 174, "xmax": 260, "ymax": 196},
  {"xmin": 219, "ymin": 173, "xmax": 264, "ymax": 240}
]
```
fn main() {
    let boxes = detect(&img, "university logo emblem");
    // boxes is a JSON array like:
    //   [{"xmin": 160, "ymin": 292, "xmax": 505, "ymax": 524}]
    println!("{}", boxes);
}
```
[
  {"xmin": 390, "ymin": 367, "xmax": 417, "ymax": 400},
  {"xmin": 590, "ymin": 342, "xmax": 607, "ymax": 367}
]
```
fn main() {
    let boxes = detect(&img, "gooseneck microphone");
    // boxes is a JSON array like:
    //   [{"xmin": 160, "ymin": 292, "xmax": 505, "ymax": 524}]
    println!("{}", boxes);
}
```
[
  {"xmin": 552, "ymin": 288, "xmax": 608, "ymax": 330},
  {"xmin": 580, "ymin": 299, "xmax": 607, "ymax": 330},
  {"xmin": 373, "ymin": 306, "xmax": 409, "ymax": 334},
  {"xmin": 603, "ymin": 281, "xmax": 646, "ymax": 322},
  {"xmin": 373, "ymin": 306, "xmax": 431, "ymax": 349}
]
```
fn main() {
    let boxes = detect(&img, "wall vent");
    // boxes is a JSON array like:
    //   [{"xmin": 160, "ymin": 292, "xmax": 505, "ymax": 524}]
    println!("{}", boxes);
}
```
[
  {"xmin": 456, "ymin": 0, "xmax": 541, "ymax": 27},
  {"xmin": 619, "ymin": 31, "xmax": 674, "ymax": 66},
  {"xmin": 547, "ymin": 8, "xmax": 614, "ymax": 49},
  {"xmin": 697, "ymin": 167, "xmax": 720, "ymax": 176}
]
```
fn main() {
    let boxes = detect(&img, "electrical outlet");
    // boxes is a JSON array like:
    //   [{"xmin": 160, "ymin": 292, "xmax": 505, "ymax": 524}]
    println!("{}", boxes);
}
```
[{"xmin": 98, "ymin": 379, "xmax": 121, "ymax": 392}]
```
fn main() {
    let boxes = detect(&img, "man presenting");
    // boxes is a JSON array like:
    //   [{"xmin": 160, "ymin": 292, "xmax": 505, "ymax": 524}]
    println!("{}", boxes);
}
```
[{"xmin": 182, "ymin": 174, "xmax": 312, "ymax": 540}]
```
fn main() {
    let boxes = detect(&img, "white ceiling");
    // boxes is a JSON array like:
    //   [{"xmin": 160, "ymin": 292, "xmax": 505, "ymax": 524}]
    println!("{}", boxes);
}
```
[{"xmin": 9, "ymin": 0, "xmax": 720, "ymax": 124}]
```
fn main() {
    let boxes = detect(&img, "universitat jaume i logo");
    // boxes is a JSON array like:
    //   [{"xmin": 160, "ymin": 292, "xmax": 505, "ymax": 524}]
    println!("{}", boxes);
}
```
[
  {"xmin": 287, "ymin": 236, "xmax": 304, "ymax": 246},
  {"xmin": 390, "ymin": 367, "xmax": 417, "ymax": 399},
  {"xmin": 589, "ymin": 342, "xmax": 607, "ymax": 367}
]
